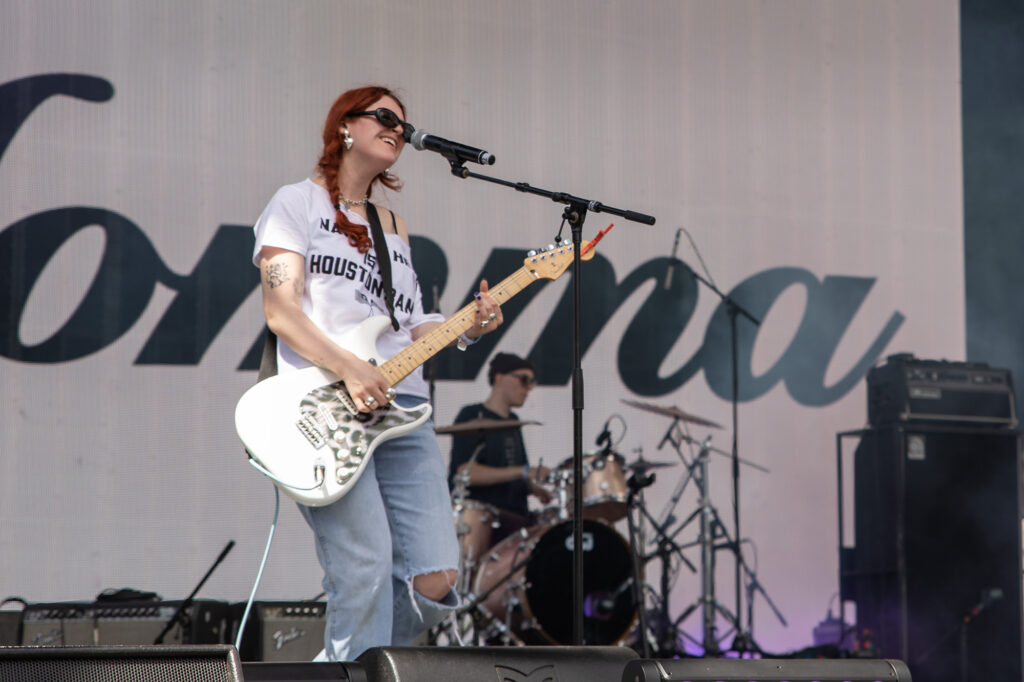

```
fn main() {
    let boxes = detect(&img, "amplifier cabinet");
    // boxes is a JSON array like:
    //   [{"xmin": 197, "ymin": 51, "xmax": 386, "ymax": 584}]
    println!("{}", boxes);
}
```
[
  {"xmin": 233, "ymin": 601, "xmax": 327, "ymax": 662},
  {"xmin": 867, "ymin": 354, "xmax": 1016, "ymax": 427},
  {"xmin": 19, "ymin": 600, "xmax": 230, "ymax": 646}
]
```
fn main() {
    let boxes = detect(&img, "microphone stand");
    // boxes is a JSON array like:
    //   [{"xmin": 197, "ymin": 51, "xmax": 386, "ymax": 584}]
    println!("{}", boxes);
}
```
[
  {"xmin": 442, "ymin": 156, "xmax": 655, "ymax": 644},
  {"xmin": 676, "ymin": 260, "xmax": 761, "ymax": 655},
  {"xmin": 153, "ymin": 540, "xmax": 234, "ymax": 644}
]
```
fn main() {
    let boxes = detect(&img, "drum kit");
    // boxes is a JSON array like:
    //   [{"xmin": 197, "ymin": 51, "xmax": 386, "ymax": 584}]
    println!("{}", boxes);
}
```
[{"xmin": 429, "ymin": 400, "xmax": 782, "ymax": 654}]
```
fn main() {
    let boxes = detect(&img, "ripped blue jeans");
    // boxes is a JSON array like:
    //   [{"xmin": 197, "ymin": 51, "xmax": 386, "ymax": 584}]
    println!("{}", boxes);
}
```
[{"xmin": 298, "ymin": 395, "xmax": 460, "ymax": 661}]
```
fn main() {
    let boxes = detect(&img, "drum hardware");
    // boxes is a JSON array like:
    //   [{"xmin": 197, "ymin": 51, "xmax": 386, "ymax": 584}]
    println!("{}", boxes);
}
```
[
  {"xmin": 623, "ymin": 455, "xmax": 698, "ymax": 657},
  {"xmin": 625, "ymin": 457, "xmax": 677, "ymax": 472},
  {"xmin": 638, "ymin": 415, "xmax": 782, "ymax": 658},
  {"xmin": 456, "ymin": 542, "xmax": 535, "ymax": 645},
  {"xmin": 659, "ymin": 429, "xmax": 770, "ymax": 474},
  {"xmin": 623, "ymin": 468, "xmax": 657, "ymax": 657}
]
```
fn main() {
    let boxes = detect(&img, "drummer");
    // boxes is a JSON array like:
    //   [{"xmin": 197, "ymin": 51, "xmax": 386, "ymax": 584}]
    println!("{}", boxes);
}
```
[{"xmin": 448, "ymin": 353, "xmax": 552, "ymax": 543}]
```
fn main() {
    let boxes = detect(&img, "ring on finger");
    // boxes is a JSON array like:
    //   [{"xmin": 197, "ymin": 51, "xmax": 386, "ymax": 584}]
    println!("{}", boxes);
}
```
[
  {"xmin": 385, "ymin": 388, "xmax": 397, "ymax": 401},
  {"xmin": 487, "ymin": 312, "xmax": 497, "ymax": 320},
  {"xmin": 480, "ymin": 319, "xmax": 490, "ymax": 328},
  {"xmin": 364, "ymin": 396, "xmax": 376, "ymax": 407}
]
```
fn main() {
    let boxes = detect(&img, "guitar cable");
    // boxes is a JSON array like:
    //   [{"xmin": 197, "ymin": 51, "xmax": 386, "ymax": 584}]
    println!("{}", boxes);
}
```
[
  {"xmin": 248, "ymin": 456, "xmax": 325, "ymax": 490},
  {"xmin": 234, "ymin": 484, "xmax": 280, "ymax": 651}
]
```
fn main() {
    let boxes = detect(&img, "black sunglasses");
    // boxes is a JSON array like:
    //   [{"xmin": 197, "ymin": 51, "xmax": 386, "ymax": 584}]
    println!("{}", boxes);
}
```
[
  {"xmin": 350, "ymin": 108, "xmax": 414, "ymax": 140},
  {"xmin": 510, "ymin": 373, "xmax": 536, "ymax": 387}
]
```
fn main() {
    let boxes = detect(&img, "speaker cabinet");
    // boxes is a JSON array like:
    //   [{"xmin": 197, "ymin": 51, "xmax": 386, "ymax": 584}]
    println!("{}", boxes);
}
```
[
  {"xmin": 0, "ymin": 613, "xmax": 20, "ymax": 647},
  {"xmin": 241, "ymin": 660, "xmax": 366, "ymax": 681},
  {"xmin": 233, "ymin": 601, "xmax": 327, "ymax": 662},
  {"xmin": 0, "ymin": 645, "xmax": 241, "ymax": 682},
  {"xmin": 842, "ymin": 425, "xmax": 1023, "ymax": 682},
  {"xmin": 356, "ymin": 645, "xmax": 637, "ymax": 682},
  {"xmin": 622, "ymin": 657, "xmax": 911, "ymax": 681},
  {"xmin": 19, "ymin": 600, "xmax": 230, "ymax": 646}
]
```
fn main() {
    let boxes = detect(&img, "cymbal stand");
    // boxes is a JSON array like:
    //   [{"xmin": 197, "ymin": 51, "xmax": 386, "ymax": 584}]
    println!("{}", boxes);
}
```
[
  {"xmin": 628, "ymin": 458, "xmax": 698, "ymax": 657},
  {"xmin": 653, "ymin": 417, "xmax": 704, "ymax": 529},
  {"xmin": 625, "ymin": 469, "xmax": 656, "ymax": 657},
  {"xmin": 659, "ymin": 439, "xmax": 741, "ymax": 656}
]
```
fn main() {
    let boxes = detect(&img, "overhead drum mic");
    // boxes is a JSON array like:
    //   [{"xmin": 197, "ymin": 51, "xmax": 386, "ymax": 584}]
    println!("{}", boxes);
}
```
[{"xmin": 410, "ymin": 129, "xmax": 495, "ymax": 166}]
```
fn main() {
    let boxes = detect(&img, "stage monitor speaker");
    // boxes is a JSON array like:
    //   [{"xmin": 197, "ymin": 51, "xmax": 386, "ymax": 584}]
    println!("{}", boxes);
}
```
[
  {"xmin": 241, "ymin": 660, "xmax": 367, "ymax": 682},
  {"xmin": 622, "ymin": 657, "xmax": 911, "ymax": 682},
  {"xmin": 232, "ymin": 601, "xmax": 327, "ymax": 662},
  {"xmin": 843, "ymin": 425, "xmax": 1023, "ymax": 682},
  {"xmin": 0, "ymin": 644, "xmax": 241, "ymax": 682},
  {"xmin": 357, "ymin": 645, "xmax": 637, "ymax": 682}
]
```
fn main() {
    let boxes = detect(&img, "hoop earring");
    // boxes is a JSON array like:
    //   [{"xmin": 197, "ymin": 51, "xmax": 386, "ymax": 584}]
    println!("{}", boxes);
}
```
[{"xmin": 342, "ymin": 129, "xmax": 354, "ymax": 151}]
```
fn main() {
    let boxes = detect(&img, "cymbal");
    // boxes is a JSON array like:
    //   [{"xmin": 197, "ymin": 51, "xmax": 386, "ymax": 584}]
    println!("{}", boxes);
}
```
[
  {"xmin": 435, "ymin": 418, "xmax": 541, "ymax": 435},
  {"xmin": 621, "ymin": 399, "xmax": 723, "ymax": 429},
  {"xmin": 626, "ymin": 457, "xmax": 676, "ymax": 471}
]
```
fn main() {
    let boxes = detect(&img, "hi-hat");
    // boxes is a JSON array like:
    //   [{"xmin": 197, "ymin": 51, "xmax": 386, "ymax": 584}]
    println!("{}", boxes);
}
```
[
  {"xmin": 435, "ymin": 418, "xmax": 541, "ymax": 435},
  {"xmin": 621, "ymin": 399, "xmax": 723, "ymax": 429},
  {"xmin": 626, "ymin": 457, "xmax": 676, "ymax": 471}
]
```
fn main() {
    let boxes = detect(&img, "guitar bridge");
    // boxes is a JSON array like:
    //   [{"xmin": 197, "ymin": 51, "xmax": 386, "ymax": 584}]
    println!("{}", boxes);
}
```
[{"xmin": 296, "ymin": 414, "xmax": 327, "ymax": 449}]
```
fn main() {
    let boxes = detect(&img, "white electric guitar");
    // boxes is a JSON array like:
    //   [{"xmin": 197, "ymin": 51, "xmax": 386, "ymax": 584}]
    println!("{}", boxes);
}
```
[{"xmin": 235, "ymin": 235, "xmax": 604, "ymax": 507}]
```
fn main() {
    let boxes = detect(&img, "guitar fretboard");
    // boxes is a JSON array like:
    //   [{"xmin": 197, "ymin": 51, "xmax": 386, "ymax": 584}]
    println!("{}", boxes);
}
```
[{"xmin": 378, "ymin": 266, "xmax": 539, "ymax": 385}]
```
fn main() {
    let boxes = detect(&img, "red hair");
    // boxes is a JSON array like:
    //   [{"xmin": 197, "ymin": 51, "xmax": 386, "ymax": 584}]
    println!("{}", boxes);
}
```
[{"xmin": 317, "ymin": 86, "xmax": 405, "ymax": 253}]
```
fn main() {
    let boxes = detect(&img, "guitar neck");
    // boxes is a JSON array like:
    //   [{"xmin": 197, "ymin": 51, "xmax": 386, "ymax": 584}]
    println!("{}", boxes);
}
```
[{"xmin": 378, "ymin": 265, "xmax": 539, "ymax": 386}]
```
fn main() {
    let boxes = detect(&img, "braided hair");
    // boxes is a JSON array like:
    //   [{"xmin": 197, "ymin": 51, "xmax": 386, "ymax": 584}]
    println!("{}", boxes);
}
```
[{"xmin": 317, "ymin": 86, "xmax": 405, "ymax": 253}]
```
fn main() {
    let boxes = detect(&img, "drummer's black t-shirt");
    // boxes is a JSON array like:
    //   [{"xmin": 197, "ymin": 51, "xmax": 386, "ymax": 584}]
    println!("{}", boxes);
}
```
[{"xmin": 447, "ymin": 403, "xmax": 530, "ymax": 517}]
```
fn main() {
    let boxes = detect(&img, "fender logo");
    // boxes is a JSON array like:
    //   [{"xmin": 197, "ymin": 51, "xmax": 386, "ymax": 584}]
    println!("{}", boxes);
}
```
[{"xmin": 271, "ymin": 626, "xmax": 305, "ymax": 650}]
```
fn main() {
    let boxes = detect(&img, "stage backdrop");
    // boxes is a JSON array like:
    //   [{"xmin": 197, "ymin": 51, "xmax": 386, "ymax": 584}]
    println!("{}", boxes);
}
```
[{"xmin": 0, "ymin": 0, "xmax": 963, "ymax": 655}]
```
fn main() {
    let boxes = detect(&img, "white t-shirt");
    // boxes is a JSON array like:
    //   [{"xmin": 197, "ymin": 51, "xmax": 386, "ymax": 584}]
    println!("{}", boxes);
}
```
[{"xmin": 252, "ymin": 178, "xmax": 444, "ymax": 398}]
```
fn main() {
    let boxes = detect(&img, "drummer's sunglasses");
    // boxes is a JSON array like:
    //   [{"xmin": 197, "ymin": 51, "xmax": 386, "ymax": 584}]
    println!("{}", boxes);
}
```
[{"xmin": 511, "ymin": 373, "xmax": 536, "ymax": 387}]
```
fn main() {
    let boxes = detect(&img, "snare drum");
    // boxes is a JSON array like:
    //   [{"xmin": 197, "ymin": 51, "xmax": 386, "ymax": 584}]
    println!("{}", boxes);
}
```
[
  {"xmin": 555, "ymin": 451, "xmax": 629, "ymax": 522},
  {"xmin": 472, "ymin": 519, "xmax": 637, "ymax": 645}
]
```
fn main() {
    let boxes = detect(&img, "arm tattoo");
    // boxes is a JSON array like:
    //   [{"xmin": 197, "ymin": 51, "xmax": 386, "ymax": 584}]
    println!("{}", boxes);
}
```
[{"xmin": 265, "ymin": 262, "xmax": 288, "ymax": 289}]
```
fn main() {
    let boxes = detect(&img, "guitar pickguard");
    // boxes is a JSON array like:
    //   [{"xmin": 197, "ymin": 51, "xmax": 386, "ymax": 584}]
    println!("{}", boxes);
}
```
[{"xmin": 297, "ymin": 380, "xmax": 418, "ymax": 487}]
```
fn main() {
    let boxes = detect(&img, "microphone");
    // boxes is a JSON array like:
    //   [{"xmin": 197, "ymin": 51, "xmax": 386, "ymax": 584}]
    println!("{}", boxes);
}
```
[
  {"xmin": 595, "ymin": 419, "xmax": 611, "ymax": 449},
  {"xmin": 410, "ymin": 129, "xmax": 495, "ymax": 166},
  {"xmin": 664, "ymin": 228, "xmax": 682, "ymax": 290}
]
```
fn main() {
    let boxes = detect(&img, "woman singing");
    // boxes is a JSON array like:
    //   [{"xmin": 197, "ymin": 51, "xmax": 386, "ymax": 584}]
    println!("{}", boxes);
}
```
[{"xmin": 252, "ymin": 85, "xmax": 502, "ymax": 659}]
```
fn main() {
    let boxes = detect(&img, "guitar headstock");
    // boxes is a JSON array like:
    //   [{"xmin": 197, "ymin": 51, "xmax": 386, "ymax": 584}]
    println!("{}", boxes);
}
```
[{"xmin": 523, "ymin": 238, "xmax": 597, "ymax": 281}]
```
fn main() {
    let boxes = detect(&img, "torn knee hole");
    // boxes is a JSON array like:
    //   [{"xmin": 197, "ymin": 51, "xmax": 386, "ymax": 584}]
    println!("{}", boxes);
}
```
[{"xmin": 412, "ymin": 569, "xmax": 457, "ymax": 601}]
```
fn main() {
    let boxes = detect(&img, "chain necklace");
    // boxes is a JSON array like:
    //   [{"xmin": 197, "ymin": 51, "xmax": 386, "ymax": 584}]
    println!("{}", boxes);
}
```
[{"xmin": 338, "ymin": 189, "xmax": 369, "ymax": 211}]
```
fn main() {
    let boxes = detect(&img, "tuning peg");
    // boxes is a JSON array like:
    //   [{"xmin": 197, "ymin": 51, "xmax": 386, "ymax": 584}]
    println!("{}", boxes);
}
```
[{"xmin": 527, "ymin": 249, "xmax": 537, "ymax": 257}]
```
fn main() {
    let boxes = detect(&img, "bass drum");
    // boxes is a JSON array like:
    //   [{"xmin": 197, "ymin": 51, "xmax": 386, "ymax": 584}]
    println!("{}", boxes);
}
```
[{"xmin": 472, "ymin": 519, "xmax": 637, "ymax": 645}]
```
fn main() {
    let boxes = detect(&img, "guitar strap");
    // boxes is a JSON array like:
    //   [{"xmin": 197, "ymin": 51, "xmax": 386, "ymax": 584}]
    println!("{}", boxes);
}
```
[
  {"xmin": 257, "ymin": 328, "xmax": 278, "ymax": 382},
  {"xmin": 255, "ymin": 205, "xmax": 399, "ymax": 383},
  {"xmin": 365, "ymin": 202, "xmax": 401, "ymax": 332}
]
